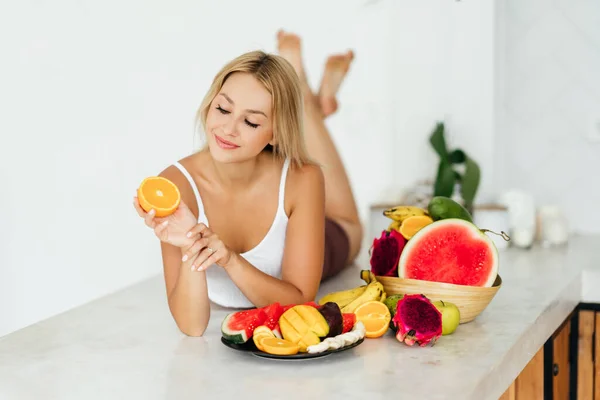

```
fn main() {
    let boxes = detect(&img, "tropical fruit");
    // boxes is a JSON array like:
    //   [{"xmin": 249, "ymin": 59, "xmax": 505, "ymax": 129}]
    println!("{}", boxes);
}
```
[
  {"xmin": 354, "ymin": 300, "xmax": 391, "ymax": 338},
  {"xmin": 137, "ymin": 176, "xmax": 181, "ymax": 217},
  {"xmin": 262, "ymin": 302, "xmax": 284, "ymax": 338},
  {"xmin": 393, "ymin": 294, "xmax": 442, "ymax": 347},
  {"xmin": 427, "ymin": 196, "xmax": 473, "ymax": 223},
  {"xmin": 318, "ymin": 286, "xmax": 367, "ymax": 309},
  {"xmin": 279, "ymin": 305, "xmax": 329, "ymax": 352},
  {"xmin": 383, "ymin": 205, "xmax": 429, "ymax": 222},
  {"xmin": 221, "ymin": 308, "xmax": 268, "ymax": 344},
  {"xmin": 398, "ymin": 218, "xmax": 499, "ymax": 287},
  {"xmin": 369, "ymin": 230, "xmax": 407, "ymax": 277},
  {"xmin": 317, "ymin": 302, "xmax": 344, "ymax": 338},
  {"xmin": 399, "ymin": 215, "xmax": 434, "ymax": 240}
]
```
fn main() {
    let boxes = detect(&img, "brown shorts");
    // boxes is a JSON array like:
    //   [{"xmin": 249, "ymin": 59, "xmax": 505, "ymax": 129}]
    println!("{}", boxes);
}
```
[{"xmin": 321, "ymin": 218, "xmax": 351, "ymax": 281}]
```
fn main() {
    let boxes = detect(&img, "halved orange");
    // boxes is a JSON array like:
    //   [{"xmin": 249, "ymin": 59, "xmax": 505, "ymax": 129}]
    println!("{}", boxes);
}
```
[
  {"xmin": 252, "ymin": 326, "xmax": 276, "ymax": 351},
  {"xmin": 354, "ymin": 300, "xmax": 391, "ymax": 338},
  {"xmin": 137, "ymin": 176, "xmax": 181, "ymax": 217},
  {"xmin": 259, "ymin": 337, "xmax": 299, "ymax": 355},
  {"xmin": 399, "ymin": 215, "xmax": 434, "ymax": 240}
]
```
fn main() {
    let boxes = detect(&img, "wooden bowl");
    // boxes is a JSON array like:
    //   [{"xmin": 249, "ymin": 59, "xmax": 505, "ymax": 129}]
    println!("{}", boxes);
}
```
[{"xmin": 376, "ymin": 275, "xmax": 502, "ymax": 324}]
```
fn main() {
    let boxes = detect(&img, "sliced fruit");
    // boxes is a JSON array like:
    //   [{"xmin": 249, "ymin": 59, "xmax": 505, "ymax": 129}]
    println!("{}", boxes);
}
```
[
  {"xmin": 260, "ymin": 337, "xmax": 300, "ymax": 356},
  {"xmin": 221, "ymin": 308, "xmax": 268, "ymax": 344},
  {"xmin": 393, "ymin": 294, "xmax": 442, "ymax": 346},
  {"xmin": 260, "ymin": 302, "xmax": 284, "ymax": 338},
  {"xmin": 399, "ymin": 215, "xmax": 434, "ymax": 240},
  {"xmin": 398, "ymin": 218, "xmax": 499, "ymax": 287},
  {"xmin": 353, "ymin": 300, "xmax": 391, "ymax": 339},
  {"xmin": 370, "ymin": 229, "xmax": 407, "ymax": 277},
  {"xmin": 137, "ymin": 176, "xmax": 181, "ymax": 217},
  {"xmin": 279, "ymin": 305, "xmax": 329, "ymax": 352},
  {"xmin": 342, "ymin": 313, "xmax": 356, "ymax": 333},
  {"xmin": 317, "ymin": 302, "xmax": 343, "ymax": 338},
  {"xmin": 252, "ymin": 325, "xmax": 276, "ymax": 351}
]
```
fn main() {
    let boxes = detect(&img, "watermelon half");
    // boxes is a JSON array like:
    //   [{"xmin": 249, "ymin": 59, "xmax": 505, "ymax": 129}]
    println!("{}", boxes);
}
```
[{"xmin": 398, "ymin": 218, "xmax": 499, "ymax": 287}]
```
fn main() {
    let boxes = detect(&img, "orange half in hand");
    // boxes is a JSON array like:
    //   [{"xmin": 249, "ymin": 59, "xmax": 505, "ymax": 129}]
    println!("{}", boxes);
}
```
[
  {"xmin": 354, "ymin": 300, "xmax": 391, "ymax": 338},
  {"xmin": 137, "ymin": 176, "xmax": 181, "ymax": 217}
]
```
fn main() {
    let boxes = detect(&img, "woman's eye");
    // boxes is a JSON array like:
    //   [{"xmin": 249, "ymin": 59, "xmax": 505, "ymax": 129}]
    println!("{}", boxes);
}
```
[
  {"xmin": 216, "ymin": 105, "xmax": 230, "ymax": 114},
  {"xmin": 245, "ymin": 120, "xmax": 259, "ymax": 129}
]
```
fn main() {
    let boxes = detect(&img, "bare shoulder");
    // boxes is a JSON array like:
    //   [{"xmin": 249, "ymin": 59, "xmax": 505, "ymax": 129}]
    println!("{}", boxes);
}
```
[
  {"xmin": 285, "ymin": 162, "xmax": 325, "ymax": 211},
  {"xmin": 157, "ymin": 156, "xmax": 201, "ymax": 218}
]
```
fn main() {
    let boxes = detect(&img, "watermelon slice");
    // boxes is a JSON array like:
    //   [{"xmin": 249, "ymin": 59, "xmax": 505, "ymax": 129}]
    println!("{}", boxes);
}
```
[
  {"xmin": 398, "ymin": 218, "xmax": 498, "ymax": 287},
  {"xmin": 221, "ymin": 308, "xmax": 268, "ymax": 344},
  {"xmin": 261, "ymin": 302, "xmax": 284, "ymax": 338}
]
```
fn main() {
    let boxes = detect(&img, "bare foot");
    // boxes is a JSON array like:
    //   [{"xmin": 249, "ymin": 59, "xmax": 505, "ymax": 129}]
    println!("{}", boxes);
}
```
[
  {"xmin": 276, "ymin": 30, "xmax": 306, "ymax": 82},
  {"xmin": 318, "ymin": 50, "xmax": 355, "ymax": 117}
]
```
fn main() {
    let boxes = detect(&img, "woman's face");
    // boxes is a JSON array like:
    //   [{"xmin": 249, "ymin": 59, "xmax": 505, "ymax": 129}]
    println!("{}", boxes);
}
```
[{"xmin": 205, "ymin": 72, "xmax": 274, "ymax": 163}]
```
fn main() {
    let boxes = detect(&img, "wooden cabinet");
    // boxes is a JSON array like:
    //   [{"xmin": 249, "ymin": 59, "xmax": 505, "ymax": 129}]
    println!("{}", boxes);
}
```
[{"xmin": 499, "ymin": 304, "xmax": 600, "ymax": 400}]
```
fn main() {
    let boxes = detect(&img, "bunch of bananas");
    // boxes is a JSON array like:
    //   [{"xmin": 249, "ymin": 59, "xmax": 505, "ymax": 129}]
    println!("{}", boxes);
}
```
[
  {"xmin": 383, "ymin": 205, "xmax": 429, "ymax": 232},
  {"xmin": 318, "ymin": 271, "xmax": 387, "ymax": 313}
]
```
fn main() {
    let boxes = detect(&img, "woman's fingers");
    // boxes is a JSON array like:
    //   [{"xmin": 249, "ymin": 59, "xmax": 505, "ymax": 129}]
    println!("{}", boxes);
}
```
[
  {"xmin": 133, "ymin": 196, "xmax": 157, "ymax": 228},
  {"xmin": 181, "ymin": 237, "xmax": 209, "ymax": 262},
  {"xmin": 186, "ymin": 223, "xmax": 211, "ymax": 239},
  {"xmin": 196, "ymin": 248, "xmax": 220, "ymax": 271},
  {"xmin": 192, "ymin": 245, "xmax": 218, "ymax": 271},
  {"xmin": 153, "ymin": 220, "xmax": 169, "ymax": 241},
  {"xmin": 144, "ymin": 208, "xmax": 157, "ymax": 228}
]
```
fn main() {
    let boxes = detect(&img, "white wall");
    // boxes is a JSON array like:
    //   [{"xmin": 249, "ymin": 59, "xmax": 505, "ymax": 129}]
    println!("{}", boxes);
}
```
[
  {"xmin": 0, "ymin": 0, "xmax": 500, "ymax": 337},
  {"xmin": 494, "ymin": 0, "xmax": 600, "ymax": 234}
]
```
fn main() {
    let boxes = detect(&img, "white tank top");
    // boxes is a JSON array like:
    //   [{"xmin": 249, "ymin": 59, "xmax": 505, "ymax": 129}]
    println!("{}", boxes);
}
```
[{"xmin": 172, "ymin": 159, "xmax": 290, "ymax": 308}]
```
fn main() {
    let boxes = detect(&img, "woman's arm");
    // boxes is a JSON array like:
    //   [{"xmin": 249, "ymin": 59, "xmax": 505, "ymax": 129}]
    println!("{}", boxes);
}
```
[
  {"xmin": 156, "ymin": 166, "xmax": 211, "ymax": 336},
  {"xmin": 161, "ymin": 241, "xmax": 211, "ymax": 336},
  {"xmin": 224, "ymin": 164, "xmax": 326, "ymax": 307}
]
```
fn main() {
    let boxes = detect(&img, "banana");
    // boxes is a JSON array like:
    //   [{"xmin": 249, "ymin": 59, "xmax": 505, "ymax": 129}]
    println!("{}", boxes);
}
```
[
  {"xmin": 383, "ymin": 205, "xmax": 428, "ymax": 222},
  {"xmin": 387, "ymin": 220, "xmax": 402, "ymax": 232},
  {"xmin": 341, "ymin": 281, "xmax": 385, "ymax": 313},
  {"xmin": 318, "ymin": 285, "xmax": 367, "ymax": 308},
  {"xmin": 360, "ymin": 270, "xmax": 378, "ymax": 285}
]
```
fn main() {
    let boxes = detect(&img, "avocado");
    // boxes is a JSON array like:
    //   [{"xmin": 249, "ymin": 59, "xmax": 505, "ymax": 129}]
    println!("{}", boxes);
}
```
[{"xmin": 427, "ymin": 196, "xmax": 473, "ymax": 223}]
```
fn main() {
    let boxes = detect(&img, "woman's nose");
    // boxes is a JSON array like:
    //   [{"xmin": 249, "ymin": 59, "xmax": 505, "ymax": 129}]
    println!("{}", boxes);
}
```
[{"xmin": 222, "ymin": 118, "xmax": 238, "ymax": 137}]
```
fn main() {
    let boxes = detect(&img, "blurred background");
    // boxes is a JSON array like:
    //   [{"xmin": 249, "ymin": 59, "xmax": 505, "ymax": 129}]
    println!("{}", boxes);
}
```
[{"xmin": 0, "ymin": 0, "xmax": 598, "ymax": 337}]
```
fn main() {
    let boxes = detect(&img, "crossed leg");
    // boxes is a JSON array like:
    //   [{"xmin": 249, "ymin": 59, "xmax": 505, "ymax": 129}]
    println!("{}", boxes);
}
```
[{"xmin": 276, "ymin": 30, "xmax": 363, "ymax": 267}]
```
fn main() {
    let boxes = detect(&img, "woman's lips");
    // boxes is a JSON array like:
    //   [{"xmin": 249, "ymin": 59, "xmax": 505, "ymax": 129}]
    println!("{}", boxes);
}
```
[{"xmin": 214, "ymin": 134, "xmax": 239, "ymax": 150}]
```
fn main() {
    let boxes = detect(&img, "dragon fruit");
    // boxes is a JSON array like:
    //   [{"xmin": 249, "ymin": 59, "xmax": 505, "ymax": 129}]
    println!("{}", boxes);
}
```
[
  {"xmin": 392, "ymin": 294, "xmax": 442, "ymax": 347},
  {"xmin": 369, "ymin": 229, "xmax": 407, "ymax": 277}
]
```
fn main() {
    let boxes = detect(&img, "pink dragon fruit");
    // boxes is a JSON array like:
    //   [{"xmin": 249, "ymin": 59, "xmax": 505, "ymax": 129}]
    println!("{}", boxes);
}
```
[
  {"xmin": 369, "ymin": 229, "xmax": 407, "ymax": 277},
  {"xmin": 392, "ymin": 294, "xmax": 442, "ymax": 347}
]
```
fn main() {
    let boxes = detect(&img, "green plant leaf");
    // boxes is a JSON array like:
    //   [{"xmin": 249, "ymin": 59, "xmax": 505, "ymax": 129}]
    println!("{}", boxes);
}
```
[
  {"xmin": 434, "ymin": 160, "xmax": 456, "ymax": 197},
  {"xmin": 429, "ymin": 122, "xmax": 448, "ymax": 160},
  {"xmin": 448, "ymin": 149, "xmax": 466, "ymax": 164},
  {"xmin": 460, "ymin": 157, "xmax": 480, "ymax": 209}
]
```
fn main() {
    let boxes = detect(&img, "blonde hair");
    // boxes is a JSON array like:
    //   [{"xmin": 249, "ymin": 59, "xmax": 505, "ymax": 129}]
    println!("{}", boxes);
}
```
[{"xmin": 195, "ymin": 50, "xmax": 312, "ymax": 168}]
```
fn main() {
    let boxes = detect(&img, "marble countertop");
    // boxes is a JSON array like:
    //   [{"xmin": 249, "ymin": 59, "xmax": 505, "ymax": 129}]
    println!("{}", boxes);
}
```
[{"xmin": 1, "ymin": 235, "xmax": 599, "ymax": 400}]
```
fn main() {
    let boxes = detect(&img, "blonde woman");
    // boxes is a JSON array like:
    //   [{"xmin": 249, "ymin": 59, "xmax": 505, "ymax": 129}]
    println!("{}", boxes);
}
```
[{"xmin": 133, "ymin": 31, "xmax": 361, "ymax": 336}]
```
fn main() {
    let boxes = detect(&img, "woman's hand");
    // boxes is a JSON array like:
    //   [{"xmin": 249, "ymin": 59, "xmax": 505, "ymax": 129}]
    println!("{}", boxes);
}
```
[
  {"xmin": 183, "ymin": 223, "xmax": 236, "ymax": 271},
  {"xmin": 133, "ymin": 196, "xmax": 197, "ymax": 248}
]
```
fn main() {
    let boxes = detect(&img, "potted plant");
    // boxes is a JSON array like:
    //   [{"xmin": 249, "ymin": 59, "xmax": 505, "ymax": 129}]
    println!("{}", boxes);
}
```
[{"xmin": 429, "ymin": 122, "xmax": 480, "ymax": 213}]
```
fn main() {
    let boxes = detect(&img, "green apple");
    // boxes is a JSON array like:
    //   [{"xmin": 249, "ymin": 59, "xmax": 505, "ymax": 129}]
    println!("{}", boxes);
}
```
[{"xmin": 432, "ymin": 300, "xmax": 460, "ymax": 335}]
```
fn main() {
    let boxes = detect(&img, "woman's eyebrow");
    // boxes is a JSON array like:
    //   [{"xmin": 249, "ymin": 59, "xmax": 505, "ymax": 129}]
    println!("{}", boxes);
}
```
[{"xmin": 219, "ymin": 93, "xmax": 267, "ymax": 117}]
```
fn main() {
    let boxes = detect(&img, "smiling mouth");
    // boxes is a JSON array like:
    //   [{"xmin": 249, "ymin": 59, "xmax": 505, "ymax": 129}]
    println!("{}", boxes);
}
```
[{"xmin": 214, "ymin": 134, "xmax": 239, "ymax": 149}]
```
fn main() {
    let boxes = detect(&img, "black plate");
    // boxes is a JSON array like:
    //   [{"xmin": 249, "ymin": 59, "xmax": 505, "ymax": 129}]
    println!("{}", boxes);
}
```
[{"xmin": 221, "ymin": 336, "xmax": 365, "ymax": 360}]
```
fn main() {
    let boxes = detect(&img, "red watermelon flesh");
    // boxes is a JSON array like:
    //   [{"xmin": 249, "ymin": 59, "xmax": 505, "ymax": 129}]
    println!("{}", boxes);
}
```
[
  {"xmin": 221, "ymin": 308, "xmax": 268, "ymax": 344},
  {"xmin": 398, "ymin": 219, "xmax": 498, "ymax": 287},
  {"xmin": 261, "ymin": 302, "xmax": 284, "ymax": 337}
]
